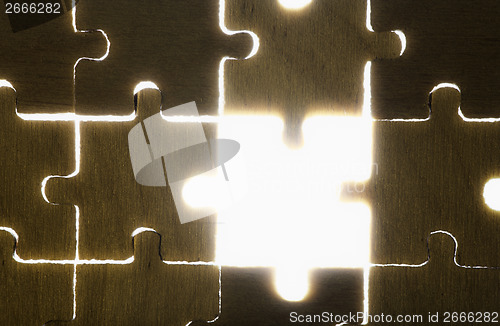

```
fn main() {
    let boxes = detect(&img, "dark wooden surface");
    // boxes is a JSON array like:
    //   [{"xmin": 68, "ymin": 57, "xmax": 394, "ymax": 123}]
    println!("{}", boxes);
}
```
[{"xmin": 0, "ymin": 0, "xmax": 499, "ymax": 324}]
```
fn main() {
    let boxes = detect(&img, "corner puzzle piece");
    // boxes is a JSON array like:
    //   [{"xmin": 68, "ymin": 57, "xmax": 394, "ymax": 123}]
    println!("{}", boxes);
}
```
[
  {"xmin": 367, "ymin": 232, "xmax": 500, "ymax": 325},
  {"xmin": 224, "ymin": 0, "xmax": 400, "ymax": 145},
  {"xmin": 0, "ymin": 231, "xmax": 73, "ymax": 325},
  {"xmin": 370, "ymin": 0, "xmax": 500, "ymax": 119},
  {"xmin": 347, "ymin": 87, "xmax": 500, "ymax": 266},
  {"xmin": 74, "ymin": 0, "xmax": 253, "ymax": 116},
  {"xmin": 0, "ymin": 3, "xmax": 106, "ymax": 113},
  {"xmin": 45, "ymin": 89, "xmax": 216, "ymax": 261},
  {"xmin": 0, "ymin": 87, "xmax": 75, "ymax": 259},
  {"xmin": 47, "ymin": 231, "xmax": 218, "ymax": 326},
  {"xmin": 190, "ymin": 267, "xmax": 363, "ymax": 326}
]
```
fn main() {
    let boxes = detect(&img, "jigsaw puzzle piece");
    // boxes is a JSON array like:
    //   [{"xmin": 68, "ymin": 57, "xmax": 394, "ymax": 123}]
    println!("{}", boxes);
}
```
[
  {"xmin": 367, "ymin": 232, "xmax": 500, "ymax": 325},
  {"xmin": 47, "ymin": 230, "xmax": 219, "ymax": 326},
  {"xmin": 224, "ymin": 0, "xmax": 401, "ymax": 145},
  {"xmin": 190, "ymin": 267, "xmax": 363, "ymax": 326},
  {"xmin": 370, "ymin": 0, "xmax": 500, "ymax": 119},
  {"xmin": 0, "ymin": 230, "xmax": 74, "ymax": 325},
  {"xmin": 351, "ymin": 87, "xmax": 500, "ymax": 266},
  {"xmin": 0, "ymin": 2, "xmax": 107, "ymax": 113},
  {"xmin": 45, "ymin": 88, "xmax": 216, "ymax": 261},
  {"xmin": 0, "ymin": 87, "xmax": 76, "ymax": 259},
  {"xmin": 74, "ymin": 0, "xmax": 253, "ymax": 116}
]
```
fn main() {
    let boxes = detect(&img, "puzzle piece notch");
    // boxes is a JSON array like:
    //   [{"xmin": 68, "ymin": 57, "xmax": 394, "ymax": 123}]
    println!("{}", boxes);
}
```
[
  {"xmin": 45, "ymin": 88, "xmax": 217, "ymax": 262},
  {"xmin": 0, "ymin": 6, "xmax": 107, "ymax": 113},
  {"xmin": 370, "ymin": 0, "xmax": 500, "ymax": 119},
  {"xmin": 190, "ymin": 267, "xmax": 364, "ymax": 326},
  {"xmin": 367, "ymin": 232, "xmax": 500, "ymax": 325},
  {"xmin": 0, "ymin": 231, "xmax": 74, "ymax": 325},
  {"xmin": 346, "ymin": 87, "xmax": 500, "ymax": 266},
  {"xmin": 224, "ymin": 0, "xmax": 401, "ymax": 146},
  {"xmin": 0, "ymin": 87, "xmax": 76, "ymax": 259},
  {"xmin": 46, "ymin": 230, "xmax": 219, "ymax": 326},
  {"xmin": 74, "ymin": 0, "xmax": 254, "ymax": 116}
]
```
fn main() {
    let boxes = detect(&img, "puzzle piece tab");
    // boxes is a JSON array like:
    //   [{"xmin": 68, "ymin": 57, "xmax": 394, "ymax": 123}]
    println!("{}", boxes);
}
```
[
  {"xmin": 47, "ymin": 231, "xmax": 218, "ymax": 326},
  {"xmin": 0, "ymin": 87, "xmax": 75, "ymax": 259},
  {"xmin": 355, "ymin": 87, "xmax": 500, "ymax": 266},
  {"xmin": 0, "ymin": 231, "xmax": 73, "ymax": 325},
  {"xmin": 190, "ymin": 267, "xmax": 364, "ymax": 326},
  {"xmin": 370, "ymin": 0, "xmax": 500, "ymax": 118},
  {"xmin": 0, "ymin": 4, "xmax": 106, "ymax": 113},
  {"xmin": 74, "ymin": 0, "xmax": 253, "ymax": 115},
  {"xmin": 223, "ymin": 0, "xmax": 401, "ymax": 144},
  {"xmin": 368, "ymin": 232, "xmax": 500, "ymax": 325},
  {"xmin": 45, "ymin": 89, "xmax": 216, "ymax": 261}
]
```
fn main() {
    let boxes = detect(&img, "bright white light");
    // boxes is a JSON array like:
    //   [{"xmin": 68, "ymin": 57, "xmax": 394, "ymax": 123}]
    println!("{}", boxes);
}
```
[
  {"xmin": 133, "ymin": 81, "xmax": 160, "ymax": 95},
  {"xmin": 278, "ymin": 0, "xmax": 312, "ymax": 10},
  {"xmin": 393, "ymin": 30, "xmax": 406, "ymax": 56},
  {"xmin": 484, "ymin": 179, "xmax": 500, "ymax": 211},
  {"xmin": 430, "ymin": 83, "xmax": 461, "ymax": 94},
  {"xmin": 275, "ymin": 267, "xmax": 309, "ymax": 301},
  {"xmin": 210, "ymin": 115, "xmax": 372, "ymax": 301},
  {"xmin": 366, "ymin": 0, "xmax": 374, "ymax": 32},
  {"xmin": 182, "ymin": 170, "xmax": 233, "ymax": 210},
  {"xmin": 0, "ymin": 79, "xmax": 15, "ymax": 90}
]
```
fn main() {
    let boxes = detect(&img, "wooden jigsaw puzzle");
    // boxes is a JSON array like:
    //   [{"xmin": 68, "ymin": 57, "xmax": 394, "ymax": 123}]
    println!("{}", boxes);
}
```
[{"xmin": 0, "ymin": 0, "xmax": 499, "ymax": 325}]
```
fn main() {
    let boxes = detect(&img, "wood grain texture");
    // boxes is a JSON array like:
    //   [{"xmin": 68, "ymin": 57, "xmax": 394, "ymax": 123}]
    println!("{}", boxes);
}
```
[
  {"xmin": 74, "ymin": 0, "xmax": 253, "ymax": 116},
  {"xmin": 0, "ymin": 0, "xmax": 500, "ymax": 324},
  {"xmin": 224, "ymin": 0, "xmax": 401, "ymax": 146},
  {"xmin": 370, "ymin": 0, "xmax": 500, "ymax": 119},
  {"xmin": 46, "ymin": 89, "xmax": 217, "ymax": 262},
  {"xmin": 368, "ymin": 232, "xmax": 500, "ymax": 326},
  {"xmin": 0, "ymin": 231, "xmax": 74, "ymax": 325},
  {"xmin": 354, "ymin": 88, "xmax": 500, "ymax": 266},
  {"xmin": 46, "ymin": 231, "xmax": 219, "ymax": 326},
  {"xmin": 0, "ymin": 87, "xmax": 76, "ymax": 259},
  {"xmin": 0, "ymin": 4, "xmax": 106, "ymax": 113}
]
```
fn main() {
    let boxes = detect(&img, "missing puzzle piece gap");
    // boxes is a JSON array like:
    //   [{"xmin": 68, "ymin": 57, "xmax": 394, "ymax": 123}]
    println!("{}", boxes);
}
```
[
  {"xmin": 277, "ymin": 0, "xmax": 312, "ymax": 10},
  {"xmin": 484, "ymin": 179, "xmax": 500, "ymax": 211}
]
